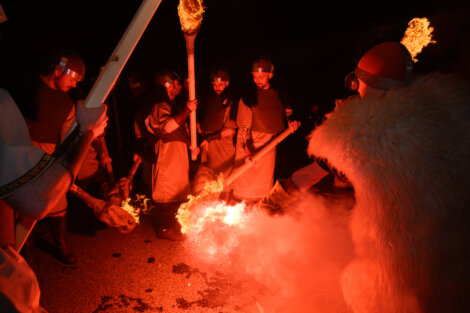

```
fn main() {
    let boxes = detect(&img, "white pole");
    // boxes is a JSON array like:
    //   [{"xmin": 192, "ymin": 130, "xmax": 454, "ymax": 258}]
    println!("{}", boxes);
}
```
[{"xmin": 85, "ymin": 0, "xmax": 163, "ymax": 108}]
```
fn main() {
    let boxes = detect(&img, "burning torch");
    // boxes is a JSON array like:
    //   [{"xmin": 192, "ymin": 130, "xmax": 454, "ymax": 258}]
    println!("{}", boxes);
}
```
[{"xmin": 178, "ymin": 0, "xmax": 205, "ymax": 160}]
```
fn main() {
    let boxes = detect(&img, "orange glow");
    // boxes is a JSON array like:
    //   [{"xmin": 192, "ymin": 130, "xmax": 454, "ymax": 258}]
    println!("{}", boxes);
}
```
[
  {"xmin": 177, "ymin": 0, "xmax": 205, "ymax": 34},
  {"xmin": 121, "ymin": 194, "xmax": 151, "ymax": 223},
  {"xmin": 401, "ymin": 17, "xmax": 436, "ymax": 62},
  {"xmin": 187, "ymin": 201, "xmax": 246, "ymax": 234},
  {"xmin": 177, "ymin": 199, "xmax": 247, "ymax": 260},
  {"xmin": 176, "ymin": 174, "xmax": 225, "ymax": 234}
]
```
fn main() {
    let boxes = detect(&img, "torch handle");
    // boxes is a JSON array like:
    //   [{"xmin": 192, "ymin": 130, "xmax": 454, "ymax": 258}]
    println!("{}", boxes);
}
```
[
  {"xmin": 184, "ymin": 32, "xmax": 198, "ymax": 160},
  {"xmin": 225, "ymin": 127, "xmax": 295, "ymax": 187}
]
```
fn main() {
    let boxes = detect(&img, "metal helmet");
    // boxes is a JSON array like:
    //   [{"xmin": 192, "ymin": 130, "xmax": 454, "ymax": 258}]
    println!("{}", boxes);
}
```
[
  {"xmin": 251, "ymin": 56, "xmax": 274, "ymax": 73},
  {"xmin": 346, "ymin": 41, "xmax": 413, "ymax": 91},
  {"xmin": 155, "ymin": 69, "xmax": 181, "ymax": 87},
  {"xmin": 53, "ymin": 50, "xmax": 86, "ymax": 81},
  {"xmin": 210, "ymin": 68, "xmax": 229, "ymax": 83}
]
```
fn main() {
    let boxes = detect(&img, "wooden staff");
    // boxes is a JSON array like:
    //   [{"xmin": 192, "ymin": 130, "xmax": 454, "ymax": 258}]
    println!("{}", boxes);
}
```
[
  {"xmin": 225, "ymin": 127, "xmax": 295, "ymax": 186},
  {"xmin": 178, "ymin": 0, "xmax": 204, "ymax": 160},
  {"xmin": 16, "ymin": 0, "xmax": 163, "ymax": 251},
  {"xmin": 184, "ymin": 31, "xmax": 198, "ymax": 160}
]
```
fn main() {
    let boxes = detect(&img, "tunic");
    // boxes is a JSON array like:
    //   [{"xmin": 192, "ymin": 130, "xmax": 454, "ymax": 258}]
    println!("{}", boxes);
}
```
[
  {"xmin": 146, "ymin": 99, "xmax": 190, "ymax": 203},
  {"xmin": 232, "ymin": 88, "xmax": 288, "ymax": 201},
  {"xmin": 199, "ymin": 92, "xmax": 236, "ymax": 178}
]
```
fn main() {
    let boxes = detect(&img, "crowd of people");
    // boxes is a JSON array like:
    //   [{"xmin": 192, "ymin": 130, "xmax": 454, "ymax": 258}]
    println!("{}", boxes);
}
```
[{"xmin": 1, "ymin": 4, "xmax": 470, "ymax": 313}]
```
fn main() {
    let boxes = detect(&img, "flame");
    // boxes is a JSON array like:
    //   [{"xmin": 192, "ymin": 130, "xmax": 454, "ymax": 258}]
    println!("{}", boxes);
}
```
[
  {"xmin": 187, "ymin": 201, "xmax": 246, "ymax": 234},
  {"xmin": 177, "ymin": 0, "xmax": 205, "ymax": 34},
  {"xmin": 178, "ymin": 199, "xmax": 248, "ymax": 261},
  {"xmin": 177, "ymin": 174, "xmax": 225, "ymax": 234},
  {"xmin": 121, "ymin": 194, "xmax": 151, "ymax": 224},
  {"xmin": 401, "ymin": 17, "xmax": 436, "ymax": 62}
]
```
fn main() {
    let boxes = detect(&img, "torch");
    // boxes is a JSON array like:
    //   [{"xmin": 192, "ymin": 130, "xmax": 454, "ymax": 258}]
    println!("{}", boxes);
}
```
[{"xmin": 177, "ymin": 0, "xmax": 205, "ymax": 160}]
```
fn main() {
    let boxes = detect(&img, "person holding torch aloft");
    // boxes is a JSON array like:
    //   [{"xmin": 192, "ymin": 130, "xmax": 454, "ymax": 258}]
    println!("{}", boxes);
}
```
[{"xmin": 145, "ymin": 70, "xmax": 198, "ymax": 241}]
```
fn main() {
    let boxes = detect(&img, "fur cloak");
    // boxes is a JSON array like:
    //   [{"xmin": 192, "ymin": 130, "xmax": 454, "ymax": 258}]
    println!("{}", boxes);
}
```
[{"xmin": 307, "ymin": 72, "xmax": 470, "ymax": 313}]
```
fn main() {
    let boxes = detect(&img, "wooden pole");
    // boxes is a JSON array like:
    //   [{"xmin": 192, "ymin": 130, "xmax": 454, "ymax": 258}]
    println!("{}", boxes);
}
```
[
  {"xmin": 183, "ymin": 31, "xmax": 199, "ymax": 160},
  {"xmin": 225, "ymin": 127, "xmax": 295, "ymax": 187}
]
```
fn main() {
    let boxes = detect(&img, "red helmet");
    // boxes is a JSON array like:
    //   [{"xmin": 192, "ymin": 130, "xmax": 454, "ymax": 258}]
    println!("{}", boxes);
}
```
[
  {"xmin": 346, "ymin": 42, "xmax": 413, "ymax": 90},
  {"xmin": 210, "ymin": 69, "xmax": 229, "ymax": 83},
  {"xmin": 155, "ymin": 70, "xmax": 181, "ymax": 87},
  {"xmin": 251, "ymin": 56, "xmax": 274, "ymax": 73},
  {"xmin": 53, "ymin": 50, "xmax": 86, "ymax": 82}
]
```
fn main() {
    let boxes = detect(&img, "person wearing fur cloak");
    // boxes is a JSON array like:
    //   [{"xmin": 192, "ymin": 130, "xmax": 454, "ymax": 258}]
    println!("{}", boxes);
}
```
[{"xmin": 261, "ymin": 41, "xmax": 470, "ymax": 312}]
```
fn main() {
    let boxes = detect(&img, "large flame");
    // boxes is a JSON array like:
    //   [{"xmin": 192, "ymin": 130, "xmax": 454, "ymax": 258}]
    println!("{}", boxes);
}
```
[
  {"xmin": 121, "ymin": 194, "xmax": 151, "ymax": 224},
  {"xmin": 401, "ymin": 17, "xmax": 436, "ymax": 62},
  {"xmin": 176, "ymin": 174, "xmax": 224, "ymax": 234},
  {"xmin": 177, "ymin": 0, "xmax": 205, "ymax": 34}
]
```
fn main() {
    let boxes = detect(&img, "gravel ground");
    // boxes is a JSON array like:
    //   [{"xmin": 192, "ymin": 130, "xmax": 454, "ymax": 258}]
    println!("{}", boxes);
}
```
[{"xmin": 25, "ymin": 193, "xmax": 354, "ymax": 313}]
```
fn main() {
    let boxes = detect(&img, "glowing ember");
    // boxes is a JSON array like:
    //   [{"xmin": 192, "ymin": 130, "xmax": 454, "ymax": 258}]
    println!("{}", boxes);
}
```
[
  {"xmin": 401, "ymin": 17, "xmax": 436, "ymax": 62},
  {"xmin": 177, "ymin": 0, "xmax": 205, "ymax": 34},
  {"xmin": 121, "ymin": 194, "xmax": 151, "ymax": 224}
]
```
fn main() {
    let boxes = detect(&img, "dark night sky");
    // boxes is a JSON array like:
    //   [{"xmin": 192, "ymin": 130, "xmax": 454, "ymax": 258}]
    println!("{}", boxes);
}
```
[{"xmin": 1, "ymin": 0, "xmax": 470, "ymax": 118}]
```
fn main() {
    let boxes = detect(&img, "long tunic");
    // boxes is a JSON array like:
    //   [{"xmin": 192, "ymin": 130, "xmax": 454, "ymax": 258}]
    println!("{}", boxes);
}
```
[
  {"xmin": 232, "ymin": 88, "xmax": 288, "ymax": 201},
  {"xmin": 146, "ymin": 100, "xmax": 190, "ymax": 203},
  {"xmin": 199, "ymin": 92, "xmax": 236, "ymax": 178}
]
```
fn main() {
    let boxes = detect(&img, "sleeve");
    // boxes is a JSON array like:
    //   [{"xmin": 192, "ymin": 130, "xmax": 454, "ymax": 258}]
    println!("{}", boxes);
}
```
[
  {"xmin": 223, "ymin": 104, "xmax": 237, "ymax": 130},
  {"xmin": 236, "ymin": 98, "xmax": 252, "ymax": 129},
  {"xmin": 145, "ymin": 101, "xmax": 171, "ymax": 135}
]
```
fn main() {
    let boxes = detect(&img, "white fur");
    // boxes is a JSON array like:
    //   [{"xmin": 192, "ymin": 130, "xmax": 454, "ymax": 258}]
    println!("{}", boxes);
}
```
[{"xmin": 307, "ymin": 73, "xmax": 470, "ymax": 313}]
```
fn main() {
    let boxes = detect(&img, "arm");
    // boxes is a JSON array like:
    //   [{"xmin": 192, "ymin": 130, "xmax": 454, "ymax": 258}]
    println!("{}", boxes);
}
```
[{"xmin": 148, "ymin": 99, "xmax": 197, "ymax": 134}]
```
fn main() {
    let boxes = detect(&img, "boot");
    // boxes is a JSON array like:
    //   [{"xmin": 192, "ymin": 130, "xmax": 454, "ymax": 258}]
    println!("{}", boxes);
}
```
[
  {"xmin": 152, "ymin": 202, "xmax": 185, "ymax": 241},
  {"xmin": 49, "ymin": 217, "xmax": 77, "ymax": 264}
]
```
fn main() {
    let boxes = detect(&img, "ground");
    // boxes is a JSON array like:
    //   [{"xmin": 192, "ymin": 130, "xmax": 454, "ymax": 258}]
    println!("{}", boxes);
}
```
[{"xmin": 24, "ymin": 191, "xmax": 355, "ymax": 313}]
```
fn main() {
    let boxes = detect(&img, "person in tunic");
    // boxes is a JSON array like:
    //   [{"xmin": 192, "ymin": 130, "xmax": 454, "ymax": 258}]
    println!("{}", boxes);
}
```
[
  {"xmin": 144, "ymin": 70, "xmax": 198, "ymax": 240},
  {"xmin": 195, "ymin": 68, "xmax": 238, "ymax": 193},
  {"xmin": 231, "ymin": 56, "xmax": 299, "ymax": 205},
  {"xmin": 24, "ymin": 49, "xmax": 86, "ymax": 264}
]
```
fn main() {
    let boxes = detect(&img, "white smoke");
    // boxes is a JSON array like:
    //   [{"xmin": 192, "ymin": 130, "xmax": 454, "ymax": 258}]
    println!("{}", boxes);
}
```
[{"xmin": 184, "ymin": 192, "xmax": 355, "ymax": 313}]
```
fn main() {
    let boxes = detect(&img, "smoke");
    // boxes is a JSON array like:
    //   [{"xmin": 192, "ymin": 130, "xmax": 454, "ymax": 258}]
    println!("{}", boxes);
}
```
[{"xmin": 184, "ymin": 192, "xmax": 355, "ymax": 313}]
